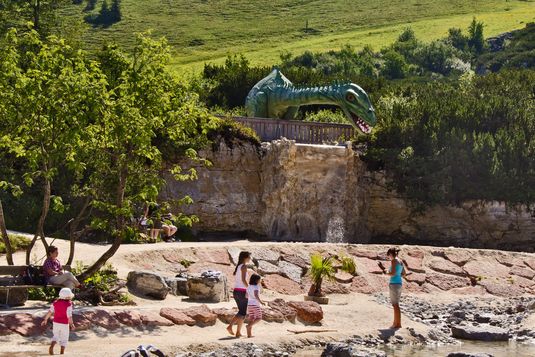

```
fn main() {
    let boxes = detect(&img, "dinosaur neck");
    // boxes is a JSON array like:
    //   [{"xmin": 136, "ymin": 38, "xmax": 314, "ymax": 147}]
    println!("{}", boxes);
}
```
[{"xmin": 279, "ymin": 86, "xmax": 340, "ymax": 107}]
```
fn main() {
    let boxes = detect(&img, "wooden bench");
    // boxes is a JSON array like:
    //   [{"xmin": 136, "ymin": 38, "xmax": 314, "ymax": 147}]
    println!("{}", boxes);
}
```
[{"xmin": 0, "ymin": 265, "xmax": 71, "ymax": 307}]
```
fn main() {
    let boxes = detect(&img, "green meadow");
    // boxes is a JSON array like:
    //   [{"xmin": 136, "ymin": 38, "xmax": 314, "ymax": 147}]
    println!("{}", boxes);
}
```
[{"xmin": 79, "ymin": 0, "xmax": 535, "ymax": 72}]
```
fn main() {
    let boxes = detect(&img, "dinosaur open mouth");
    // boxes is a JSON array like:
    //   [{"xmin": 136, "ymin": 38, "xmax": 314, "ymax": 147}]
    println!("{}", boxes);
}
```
[{"xmin": 350, "ymin": 113, "xmax": 372, "ymax": 134}]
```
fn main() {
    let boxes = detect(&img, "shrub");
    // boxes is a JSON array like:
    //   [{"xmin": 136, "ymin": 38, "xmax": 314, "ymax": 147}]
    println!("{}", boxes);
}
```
[
  {"xmin": 206, "ymin": 117, "xmax": 261, "ymax": 150},
  {"xmin": 0, "ymin": 234, "xmax": 30, "ymax": 253}
]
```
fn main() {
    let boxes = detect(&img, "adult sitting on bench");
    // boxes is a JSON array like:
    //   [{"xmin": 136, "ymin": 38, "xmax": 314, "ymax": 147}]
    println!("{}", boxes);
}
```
[{"xmin": 43, "ymin": 246, "xmax": 81, "ymax": 290}]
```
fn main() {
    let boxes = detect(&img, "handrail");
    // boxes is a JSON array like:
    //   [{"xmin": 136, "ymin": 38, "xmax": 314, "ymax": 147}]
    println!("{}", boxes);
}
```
[{"xmin": 223, "ymin": 116, "xmax": 355, "ymax": 144}]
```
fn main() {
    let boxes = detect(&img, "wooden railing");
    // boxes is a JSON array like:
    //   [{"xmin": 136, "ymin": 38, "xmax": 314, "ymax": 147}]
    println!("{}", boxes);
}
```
[{"xmin": 230, "ymin": 116, "xmax": 355, "ymax": 145}]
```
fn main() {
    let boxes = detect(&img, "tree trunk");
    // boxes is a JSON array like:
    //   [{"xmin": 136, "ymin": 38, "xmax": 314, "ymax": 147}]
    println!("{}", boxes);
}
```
[
  {"xmin": 25, "ymin": 177, "xmax": 51, "ymax": 264},
  {"xmin": 0, "ymin": 200, "xmax": 14, "ymax": 265},
  {"xmin": 66, "ymin": 197, "xmax": 91, "ymax": 266},
  {"xmin": 78, "ymin": 165, "xmax": 127, "ymax": 280},
  {"xmin": 33, "ymin": 0, "xmax": 41, "ymax": 32}
]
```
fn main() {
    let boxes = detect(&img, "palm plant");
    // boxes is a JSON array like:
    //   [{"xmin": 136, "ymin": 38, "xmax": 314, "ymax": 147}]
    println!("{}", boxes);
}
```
[
  {"xmin": 308, "ymin": 254, "xmax": 334, "ymax": 296},
  {"xmin": 308, "ymin": 254, "xmax": 356, "ymax": 297}
]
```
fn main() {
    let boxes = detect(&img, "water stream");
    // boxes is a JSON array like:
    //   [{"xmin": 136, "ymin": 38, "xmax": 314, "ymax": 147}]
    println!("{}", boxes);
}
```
[{"xmin": 294, "ymin": 341, "xmax": 535, "ymax": 357}]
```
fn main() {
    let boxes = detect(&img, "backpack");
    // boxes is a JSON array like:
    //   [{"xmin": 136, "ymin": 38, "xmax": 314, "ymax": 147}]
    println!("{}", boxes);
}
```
[
  {"xmin": 121, "ymin": 345, "xmax": 165, "ymax": 357},
  {"xmin": 23, "ymin": 265, "xmax": 45, "ymax": 286}
]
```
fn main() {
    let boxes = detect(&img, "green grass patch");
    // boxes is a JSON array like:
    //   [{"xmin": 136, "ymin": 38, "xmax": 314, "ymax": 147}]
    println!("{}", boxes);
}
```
[{"xmin": 62, "ymin": 0, "xmax": 535, "ymax": 73}]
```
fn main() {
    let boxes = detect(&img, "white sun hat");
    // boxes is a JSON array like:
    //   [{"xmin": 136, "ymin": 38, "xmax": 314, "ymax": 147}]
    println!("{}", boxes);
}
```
[{"xmin": 59, "ymin": 287, "xmax": 75, "ymax": 300}]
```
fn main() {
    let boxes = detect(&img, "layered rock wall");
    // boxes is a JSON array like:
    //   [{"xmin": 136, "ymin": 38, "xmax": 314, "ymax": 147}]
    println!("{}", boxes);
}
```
[{"xmin": 163, "ymin": 140, "xmax": 535, "ymax": 251}]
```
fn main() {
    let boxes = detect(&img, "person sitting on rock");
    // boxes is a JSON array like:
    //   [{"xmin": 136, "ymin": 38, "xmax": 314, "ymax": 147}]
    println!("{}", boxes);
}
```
[{"xmin": 43, "ymin": 246, "xmax": 81, "ymax": 290}]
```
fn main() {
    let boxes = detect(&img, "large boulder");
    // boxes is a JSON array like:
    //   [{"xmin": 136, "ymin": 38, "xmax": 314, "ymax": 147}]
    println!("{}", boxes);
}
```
[
  {"xmin": 187, "ymin": 271, "xmax": 229, "ymax": 303},
  {"xmin": 278, "ymin": 260, "xmax": 304, "ymax": 283},
  {"xmin": 165, "ymin": 275, "xmax": 188, "ymax": 296},
  {"xmin": 160, "ymin": 308, "xmax": 196, "ymax": 326},
  {"xmin": 127, "ymin": 271, "xmax": 170, "ymax": 300},
  {"xmin": 212, "ymin": 307, "xmax": 237, "ymax": 324},
  {"xmin": 252, "ymin": 248, "xmax": 280, "ymax": 265},
  {"xmin": 288, "ymin": 301, "xmax": 323, "ymax": 324},
  {"xmin": 451, "ymin": 325, "xmax": 509, "ymax": 341},
  {"xmin": 262, "ymin": 309, "xmax": 285, "ymax": 323},
  {"xmin": 180, "ymin": 304, "xmax": 218, "ymax": 326},
  {"xmin": 0, "ymin": 288, "xmax": 28, "ymax": 307},
  {"xmin": 268, "ymin": 299, "xmax": 297, "ymax": 322},
  {"xmin": 257, "ymin": 260, "xmax": 280, "ymax": 275}
]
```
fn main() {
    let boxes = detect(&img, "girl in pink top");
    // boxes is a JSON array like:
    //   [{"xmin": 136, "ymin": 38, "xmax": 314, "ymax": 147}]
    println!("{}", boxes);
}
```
[{"xmin": 42, "ymin": 288, "xmax": 75, "ymax": 355}]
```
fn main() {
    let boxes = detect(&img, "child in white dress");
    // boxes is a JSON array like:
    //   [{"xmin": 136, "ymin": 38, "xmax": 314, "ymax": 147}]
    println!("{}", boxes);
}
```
[{"xmin": 245, "ymin": 274, "xmax": 264, "ymax": 338}]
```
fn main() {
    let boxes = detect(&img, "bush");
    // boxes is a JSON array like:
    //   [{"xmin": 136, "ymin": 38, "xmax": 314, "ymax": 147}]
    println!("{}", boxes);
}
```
[
  {"xmin": 0, "ymin": 234, "xmax": 30, "ymax": 253},
  {"xmin": 381, "ymin": 50, "xmax": 409, "ymax": 79},
  {"xmin": 303, "ymin": 109, "xmax": 349, "ymax": 124},
  {"xmin": 206, "ymin": 117, "xmax": 261, "ymax": 150},
  {"xmin": 357, "ymin": 69, "xmax": 535, "ymax": 207}
]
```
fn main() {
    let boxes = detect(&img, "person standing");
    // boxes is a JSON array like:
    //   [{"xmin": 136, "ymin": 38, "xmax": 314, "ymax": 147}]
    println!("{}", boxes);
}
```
[
  {"xmin": 245, "ymin": 274, "xmax": 265, "ymax": 338},
  {"xmin": 43, "ymin": 246, "xmax": 81, "ymax": 290},
  {"xmin": 41, "ymin": 287, "xmax": 75, "ymax": 355},
  {"xmin": 378, "ymin": 247, "xmax": 406, "ymax": 329},
  {"xmin": 226, "ymin": 251, "xmax": 251, "ymax": 338}
]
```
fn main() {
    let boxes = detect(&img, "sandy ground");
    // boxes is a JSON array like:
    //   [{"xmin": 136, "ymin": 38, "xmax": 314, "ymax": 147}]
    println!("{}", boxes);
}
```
[
  {"xmin": 1, "ymin": 235, "xmax": 532, "ymax": 356},
  {"xmin": 0, "ymin": 236, "xmax": 436, "ymax": 356}
]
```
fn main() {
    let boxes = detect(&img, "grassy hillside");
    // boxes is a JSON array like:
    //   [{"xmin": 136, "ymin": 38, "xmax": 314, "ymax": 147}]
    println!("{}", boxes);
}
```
[{"xmin": 78, "ymin": 0, "xmax": 535, "ymax": 71}]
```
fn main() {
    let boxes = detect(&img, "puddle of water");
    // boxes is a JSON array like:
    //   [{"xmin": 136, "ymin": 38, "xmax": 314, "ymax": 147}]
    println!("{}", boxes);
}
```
[{"xmin": 294, "ymin": 341, "xmax": 535, "ymax": 357}]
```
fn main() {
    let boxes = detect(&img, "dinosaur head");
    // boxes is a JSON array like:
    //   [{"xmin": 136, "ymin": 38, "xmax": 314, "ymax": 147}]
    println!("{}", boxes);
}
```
[{"xmin": 337, "ymin": 83, "xmax": 377, "ymax": 134}]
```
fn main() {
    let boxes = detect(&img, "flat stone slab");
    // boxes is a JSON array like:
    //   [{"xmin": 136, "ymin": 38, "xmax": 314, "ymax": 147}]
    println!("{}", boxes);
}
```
[
  {"xmin": 81, "ymin": 309, "xmax": 121, "ymax": 330},
  {"xmin": 451, "ymin": 325, "xmax": 509, "ymax": 341},
  {"xmin": 263, "ymin": 274, "xmax": 302, "ymax": 295},
  {"xmin": 140, "ymin": 312, "xmax": 174, "ymax": 327}
]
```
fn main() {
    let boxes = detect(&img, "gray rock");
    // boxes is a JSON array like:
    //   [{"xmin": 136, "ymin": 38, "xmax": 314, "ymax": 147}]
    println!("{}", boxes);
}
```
[
  {"xmin": 257, "ymin": 260, "xmax": 279, "ymax": 275},
  {"xmin": 451, "ymin": 325, "xmax": 509, "ymax": 341},
  {"xmin": 252, "ymin": 248, "xmax": 280, "ymax": 264},
  {"xmin": 127, "ymin": 271, "xmax": 170, "ymax": 300},
  {"xmin": 447, "ymin": 353, "xmax": 494, "ymax": 357},
  {"xmin": 187, "ymin": 271, "xmax": 229, "ymax": 303},
  {"xmin": 227, "ymin": 247, "xmax": 242, "ymax": 266},
  {"xmin": 278, "ymin": 260, "xmax": 303, "ymax": 283},
  {"xmin": 165, "ymin": 276, "xmax": 188, "ymax": 296},
  {"xmin": 0, "ymin": 287, "xmax": 28, "ymax": 307},
  {"xmin": 321, "ymin": 342, "xmax": 386, "ymax": 357}
]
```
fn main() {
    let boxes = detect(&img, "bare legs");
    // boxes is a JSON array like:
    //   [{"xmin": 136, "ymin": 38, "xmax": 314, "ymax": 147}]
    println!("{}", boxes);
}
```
[
  {"xmin": 149, "ymin": 228, "xmax": 160, "ymax": 241},
  {"xmin": 246, "ymin": 318, "xmax": 260, "ymax": 338},
  {"xmin": 226, "ymin": 316, "xmax": 244, "ymax": 337},
  {"xmin": 48, "ymin": 342, "xmax": 65, "ymax": 355},
  {"xmin": 391, "ymin": 304, "xmax": 402, "ymax": 328}
]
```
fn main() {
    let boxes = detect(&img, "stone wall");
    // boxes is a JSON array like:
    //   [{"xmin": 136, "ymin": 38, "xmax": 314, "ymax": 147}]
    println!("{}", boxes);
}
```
[{"xmin": 163, "ymin": 140, "xmax": 535, "ymax": 251}]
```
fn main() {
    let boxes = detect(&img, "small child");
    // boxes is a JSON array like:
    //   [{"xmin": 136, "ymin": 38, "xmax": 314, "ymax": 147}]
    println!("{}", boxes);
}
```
[
  {"xmin": 41, "ymin": 287, "xmax": 75, "ymax": 355},
  {"xmin": 245, "ymin": 274, "xmax": 264, "ymax": 338}
]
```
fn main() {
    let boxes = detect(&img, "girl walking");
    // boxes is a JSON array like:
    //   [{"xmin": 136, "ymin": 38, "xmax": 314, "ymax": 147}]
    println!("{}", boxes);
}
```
[
  {"xmin": 41, "ymin": 288, "xmax": 75, "ymax": 355},
  {"xmin": 227, "ymin": 251, "xmax": 251, "ymax": 337},
  {"xmin": 378, "ymin": 247, "xmax": 407, "ymax": 329},
  {"xmin": 246, "ymin": 274, "xmax": 265, "ymax": 338}
]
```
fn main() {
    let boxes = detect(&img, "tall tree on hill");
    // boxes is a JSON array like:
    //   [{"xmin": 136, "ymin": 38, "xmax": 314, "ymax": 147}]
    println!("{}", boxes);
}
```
[{"xmin": 0, "ymin": 0, "xmax": 85, "ymax": 43}]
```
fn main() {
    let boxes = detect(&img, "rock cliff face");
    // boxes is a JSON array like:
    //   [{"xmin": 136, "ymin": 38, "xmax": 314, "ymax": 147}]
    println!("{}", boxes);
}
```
[{"xmin": 163, "ymin": 140, "xmax": 535, "ymax": 251}]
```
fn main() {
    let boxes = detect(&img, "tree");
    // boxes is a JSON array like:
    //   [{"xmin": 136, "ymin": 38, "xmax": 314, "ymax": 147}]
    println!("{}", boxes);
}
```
[
  {"xmin": 78, "ymin": 34, "xmax": 211, "ymax": 279},
  {"xmin": 0, "ymin": 29, "xmax": 106, "ymax": 264},
  {"xmin": 468, "ymin": 17, "xmax": 485, "ymax": 54},
  {"xmin": 0, "ymin": 0, "xmax": 84, "ymax": 40},
  {"xmin": 381, "ymin": 50, "xmax": 408, "ymax": 79}
]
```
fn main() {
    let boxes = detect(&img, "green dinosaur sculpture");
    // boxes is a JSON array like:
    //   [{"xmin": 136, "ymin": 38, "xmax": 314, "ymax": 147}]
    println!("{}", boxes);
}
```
[{"xmin": 245, "ymin": 69, "xmax": 377, "ymax": 133}]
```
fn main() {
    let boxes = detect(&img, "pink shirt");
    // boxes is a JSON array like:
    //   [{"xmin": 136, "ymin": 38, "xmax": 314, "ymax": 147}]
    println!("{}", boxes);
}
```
[
  {"xmin": 43, "ymin": 258, "xmax": 62, "ymax": 281},
  {"xmin": 50, "ymin": 299, "xmax": 73, "ymax": 325}
]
